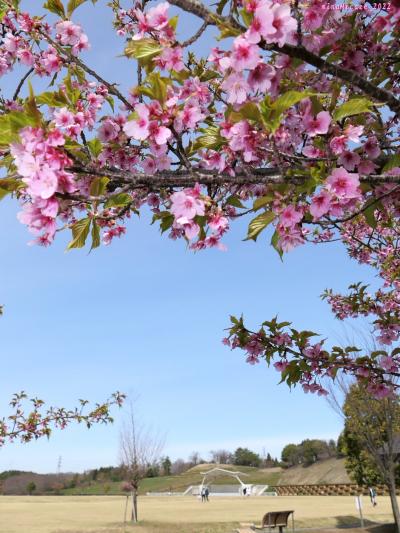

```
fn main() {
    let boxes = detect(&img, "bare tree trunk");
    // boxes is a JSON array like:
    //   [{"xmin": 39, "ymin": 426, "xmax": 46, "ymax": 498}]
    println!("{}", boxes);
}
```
[
  {"xmin": 123, "ymin": 495, "xmax": 128, "ymax": 532},
  {"xmin": 131, "ymin": 489, "xmax": 138, "ymax": 522},
  {"xmin": 388, "ymin": 471, "xmax": 400, "ymax": 533}
]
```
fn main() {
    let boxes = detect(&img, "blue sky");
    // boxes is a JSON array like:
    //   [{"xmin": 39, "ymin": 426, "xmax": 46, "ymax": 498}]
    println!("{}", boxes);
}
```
[{"xmin": 0, "ymin": 0, "xmax": 375, "ymax": 474}]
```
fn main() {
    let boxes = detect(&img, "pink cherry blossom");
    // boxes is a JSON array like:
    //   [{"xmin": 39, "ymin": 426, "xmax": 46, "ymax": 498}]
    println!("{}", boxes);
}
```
[
  {"xmin": 358, "ymin": 159, "xmax": 377, "ymax": 175},
  {"xmin": 364, "ymin": 136, "xmax": 381, "ymax": 159},
  {"xmin": 278, "ymin": 229, "xmax": 305, "ymax": 252},
  {"xmin": 221, "ymin": 73, "xmax": 250, "ymax": 104},
  {"xmin": 380, "ymin": 356, "xmax": 398, "ymax": 372},
  {"xmin": 248, "ymin": 63, "xmax": 275, "ymax": 92},
  {"xmin": 230, "ymin": 36, "xmax": 260, "ymax": 71},
  {"xmin": 174, "ymin": 104, "xmax": 205, "ymax": 132},
  {"xmin": 156, "ymin": 46, "xmax": 184, "ymax": 72},
  {"xmin": 28, "ymin": 166, "xmax": 59, "ymax": 199},
  {"xmin": 98, "ymin": 120, "xmax": 120, "ymax": 142},
  {"xmin": 17, "ymin": 48, "xmax": 34, "ymax": 66},
  {"xmin": 267, "ymin": 3, "xmax": 297, "ymax": 47},
  {"xmin": 305, "ymin": 111, "xmax": 331, "ymax": 137},
  {"xmin": 309, "ymin": 190, "xmax": 332, "ymax": 220},
  {"xmin": 274, "ymin": 360, "xmax": 289, "ymax": 372},
  {"xmin": 149, "ymin": 122, "xmax": 172, "ymax": 145},
  {"xmin": 53, "ymin": 108, "xmax": 75, "ymax": 130},
  {"xmin": 345, "ymin": 125, "xmax": 364, "ymax": 143},
  {"xmin": 208, "ymin": 214, "xmax": 229, "ymax": 233},
  {"xmin": 303, "ymin": 6, "xmax": 325, "ymax": 30},
  {"xmin": 170, "ymin": 191, "xmax": 205, "ymax": 220},
  {"xmin": 279, "ymin": 205, "xmax": 303, "ymax": 228},
  {"xmin": 55, "ymin": 21, "xmax": 83, "ymax": 46},
  {"xmin": 123, "ymin": 104, "xmax": 150, "ymax": 141},
  {"xmin": 326, "ymin": 167, "xmax": 360, "ymax": 199},
  {"xmin": 338, "ymin": 150, "xmax": 361, "ymax": 171},
  {"xmin": 330, "ymin": 135, "xmax": 347, "ymax": 155},
  {"xmin": 146, "ymin": 2, "xmax": 170, "ymax": 30},
  {"xmin": 245, "ymin": 1, "xmax": 274, "ymax": 44}
]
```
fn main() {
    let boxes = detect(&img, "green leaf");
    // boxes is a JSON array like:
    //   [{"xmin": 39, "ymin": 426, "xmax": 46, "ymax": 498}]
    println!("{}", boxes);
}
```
[
  {"xmin": 216, "ymin": 23, "xmax": 241, "ymax": 40},
  {"xmin": 239, "ymin": 8, "xmax": 252, "ymax": 27},
  {"xmin": 226, "ymin": 195, "xmax": 245, "ymax": 209},
  {"xmin": 363, "ymin": 202, "xmax": 377, "ymax": 229},
  {"xmin": 246, "ymin": 211, "xmax": 275, "ymax": 241},
  {"xmin": 105, "ymin": 96, "xmax": 115, "ymax": 112},
  {"xmin": 125, "ymin": 38, "xmax": 163, "ymax": 65},
  {"xmin": 67, "ymin": 218, "xmax": 91, "ymax": 250},
  {"xmin": 168, "ymin": 15, "xmax": 179, "ymax": 30},
  {"xmin": 0, "ymin": 111, "xmax": 39, "ymax": 146},
  {"xmin": 271, "ymin": 230, "xmax": 283, "ymax": 259},
  {"xmin": 191, "ymin": 125, "xmax": 225, "ymax": 152},
  {"xmin": 104, "ymin": 193, "xmax": 132, "ymax": 208},
  {"xmin": 147, "ymin": 72, "xmax": 169, "ymax": 102},
  {"xmin": 160, "ymin": 213, "xmax": 174, "ymax": 233},
  {"xmin": 87, "ymin": 138, "xmax": 103, "ymax": 158},
  {"xmin": 0, "ymin": 0, "xmax": 9, "ymax": 22},
  {"xmin": 36, "ymin": 90, "xmax": 68, "ymax": 107},
  {"xmin": 228, "ymin": 102, "xmax": 261, "ymax": 123},
  {"xmin": 25, "ymin": 82, "xmax": 42, "ymax": 125},
  {"xmin": 333, "ymin": 97, "xmax": 374, "ymax": 122},
  {"xmin": 261, "ymin": 90, "xmax": 316, "ymax": 134},
  {"xmin": 43, "ymin": 0, "xmax": 66, "ymax": 18},
  {"xmin": 382, "ymin": 153, "xmax": 400, "ymax": 173},
  {"xmin": 272, "ymin": 90, "xmax": 316, "ymax": 117},
  {"xmin": 67, "ymin": 0, "xmax": 87, "ymax": 17},
  {"xmin": 253, "ymin": 194, "xmax": 274, "ymax": 211},
  {"xmin": 89, "ymin": 176, "xmax": 109, "ymax": 196},
  {"xmin": 0, "ymin": 178, "xmax": 23, "ymax": 200},
  {"xmin": 90, "ymin": 220, "xmax": 100, "ymax": 251}
]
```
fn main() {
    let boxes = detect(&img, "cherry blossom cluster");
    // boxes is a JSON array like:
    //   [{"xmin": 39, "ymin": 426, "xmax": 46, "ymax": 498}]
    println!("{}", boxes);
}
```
[
  {"xmin": 10, "ymin": 127, "xmax": 74, "ymax": 245},
  {"xmin": 1, "ymin": 0, "xmax": 400, "ymax": 401},
  {"xmin": 0, "ymin": 10, "xmax": 89, "ymax": 79}
]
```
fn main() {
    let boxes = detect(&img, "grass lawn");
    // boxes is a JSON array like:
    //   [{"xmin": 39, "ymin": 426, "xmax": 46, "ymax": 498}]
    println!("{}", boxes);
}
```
[{"xmin": 0, "ymin": 495, "xmax": 396, "ymax": 533}]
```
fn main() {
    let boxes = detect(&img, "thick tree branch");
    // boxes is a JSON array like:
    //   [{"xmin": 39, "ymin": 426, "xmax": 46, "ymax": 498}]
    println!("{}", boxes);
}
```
[{"xmin": 67, "ymin": 166, "xmax": 400, "ymax": 189}]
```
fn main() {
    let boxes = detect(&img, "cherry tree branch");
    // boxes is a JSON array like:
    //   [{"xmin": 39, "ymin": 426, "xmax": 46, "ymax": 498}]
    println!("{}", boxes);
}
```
[
  {"xmin": 66, "ymin": 166, "xmax": 400, "ymax": 189},
  {"xmin": 168, "ymin": 0, "xmax": 400, "ymax": 117},
  {"xmin": 37, "ymin": 30, "xmax": 134, "ymax": 111}
]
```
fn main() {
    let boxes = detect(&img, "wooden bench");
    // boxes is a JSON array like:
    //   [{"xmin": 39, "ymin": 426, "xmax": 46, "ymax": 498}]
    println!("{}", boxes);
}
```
[{"xmin": 252, "ymin": 510, "xmax": 295, "ymax": 532}]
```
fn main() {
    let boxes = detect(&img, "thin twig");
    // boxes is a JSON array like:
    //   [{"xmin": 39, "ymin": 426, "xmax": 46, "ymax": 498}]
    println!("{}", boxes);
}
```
[{"xmin": 13, "ymin": 68, "xmax": 34, "ymax": 101}]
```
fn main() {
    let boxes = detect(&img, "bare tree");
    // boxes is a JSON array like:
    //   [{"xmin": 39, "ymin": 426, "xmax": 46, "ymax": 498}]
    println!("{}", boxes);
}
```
[
  {"xmin": 188, "ymin": 451, "xmax": 202, "ymax": 466},
  {"xmin": 119, "ymin": 405, "xmax": 165, "ymax": 523},
  {"xmin": 169, "ymin": 459, "xmax": 185, "ymax": 475},
  {"xmin": 209, "ymin": 449, "xmax": 232, "ymax": 464}
]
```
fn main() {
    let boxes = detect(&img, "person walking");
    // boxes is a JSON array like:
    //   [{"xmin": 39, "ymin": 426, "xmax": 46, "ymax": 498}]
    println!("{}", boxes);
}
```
[
  {"xmin": 204, "ymin": 487, "xmax": 209, "ymax": 502},
  {"xmin": 369, "ymin": 486, "xmax": 377, "ymax": 506},
  {"xmin": 201, "ymin": 487, "xmax": 206, "ymax": 502}
]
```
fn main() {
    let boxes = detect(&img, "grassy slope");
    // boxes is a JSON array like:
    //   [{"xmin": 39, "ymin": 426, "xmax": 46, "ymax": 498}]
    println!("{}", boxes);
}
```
[
  {"xmin": 62, "ymin": 465, "xmax": 282, "ymax": 496},
  {"xmin": 277, "ymin": 458, "xmax": 350, "ymax": 485},
  {"xmin": 61, "ymin": 459, "xmax": 348, "ymax": 496}
]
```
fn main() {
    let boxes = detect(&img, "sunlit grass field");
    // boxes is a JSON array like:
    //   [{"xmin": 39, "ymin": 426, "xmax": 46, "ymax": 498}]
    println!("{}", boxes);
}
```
[{"xmin": 0, "ymin": 495, "xmax": 395, "ymax": 533}]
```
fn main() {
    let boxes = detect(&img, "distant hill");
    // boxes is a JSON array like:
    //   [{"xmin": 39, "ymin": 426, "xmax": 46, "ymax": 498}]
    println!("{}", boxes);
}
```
[
  {"xmin": 0, "ymin": 458, "xmax": 350, "ymax": 496},
  {"xmin": 278, "ymin": 458, "xmax": 350, "ymax": 485}
]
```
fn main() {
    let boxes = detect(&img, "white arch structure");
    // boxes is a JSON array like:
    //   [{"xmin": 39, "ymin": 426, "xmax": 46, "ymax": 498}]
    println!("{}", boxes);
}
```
[{"xmin": 199, "ymin": 467, "xmax": 249, "ymax": 494}]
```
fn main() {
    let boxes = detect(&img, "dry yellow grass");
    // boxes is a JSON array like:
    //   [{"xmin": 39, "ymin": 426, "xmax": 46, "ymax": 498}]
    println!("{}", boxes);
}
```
[{"xmin": 0, "ymin": 495, "xmax": 396, "ymax": 533}]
